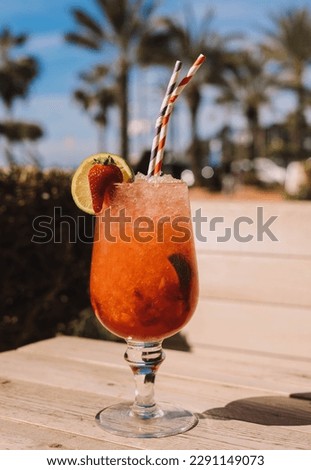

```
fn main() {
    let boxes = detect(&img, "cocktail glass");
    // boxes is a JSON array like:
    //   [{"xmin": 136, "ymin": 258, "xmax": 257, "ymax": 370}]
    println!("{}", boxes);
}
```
[{"xmin": 90, "ymin": 177, "xmax": 199, "ymax": 437}]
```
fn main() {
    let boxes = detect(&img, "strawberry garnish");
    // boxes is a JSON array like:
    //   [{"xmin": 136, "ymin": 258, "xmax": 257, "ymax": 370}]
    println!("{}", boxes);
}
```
[{"xmin": 88, "ymin": 158, "xmax": 123, "ymax": 213}]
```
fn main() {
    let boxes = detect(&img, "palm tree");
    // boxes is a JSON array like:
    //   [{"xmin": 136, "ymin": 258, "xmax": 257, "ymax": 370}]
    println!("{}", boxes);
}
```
[
  {"xmin": 74, "ymin": 65, "xmax": 117, "ymax": 150},
  {"xmin": 216, "ymin": 50, "xmax": 274, "ymax": 161},
  {"xmin": 65, "ymin": 0, "xmax": 160, "ymax": 161},
  {"xmin": 262, "ymin": 8, "xmax": 311, "ymax": 159},
  {"xmin": 0, "ymin": 121, "xmax": 44, "ymax": 166},
  {"xmin": 137, "ymin": 8, "xmax": 239, "ymax": 184},
  {"xmin": 0, "ymin": 27, "xmax": 41, "ymax": 165}
]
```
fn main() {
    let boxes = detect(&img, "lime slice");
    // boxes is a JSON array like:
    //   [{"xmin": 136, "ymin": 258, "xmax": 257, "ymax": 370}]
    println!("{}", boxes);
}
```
[{"xmin": 71, "ymin": 152, "xmax": 134, "ymax": 214}]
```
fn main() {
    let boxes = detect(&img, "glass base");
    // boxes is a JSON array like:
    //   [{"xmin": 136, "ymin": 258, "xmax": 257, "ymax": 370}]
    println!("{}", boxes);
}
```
[{"xmin": 96, "ymin": 402, "xmax": 198, "ymax": 438}]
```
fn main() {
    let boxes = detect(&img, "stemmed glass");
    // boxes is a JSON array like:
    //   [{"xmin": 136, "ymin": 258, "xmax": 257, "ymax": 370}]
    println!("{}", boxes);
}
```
[{"xmin": 90, "ymin": 177, "xmax": 199, "ymax": 437}]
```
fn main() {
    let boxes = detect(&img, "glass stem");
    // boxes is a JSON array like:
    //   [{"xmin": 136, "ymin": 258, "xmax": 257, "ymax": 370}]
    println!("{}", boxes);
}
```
[{"xmin": 124, "ymin": 341, "xmax": 165, "ymax": 419}]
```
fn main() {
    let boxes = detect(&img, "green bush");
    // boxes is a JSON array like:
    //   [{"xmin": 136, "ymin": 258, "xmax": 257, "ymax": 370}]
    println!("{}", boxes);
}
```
[{"xmin": 0, "ymin": 166, "xmax": 94, "ymax": 351}]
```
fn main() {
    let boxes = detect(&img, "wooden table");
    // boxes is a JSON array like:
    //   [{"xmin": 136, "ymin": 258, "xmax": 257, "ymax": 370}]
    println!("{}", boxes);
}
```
[{"xmin": 1, "ymin": 335, "xmax": 311, "ymax": 450}]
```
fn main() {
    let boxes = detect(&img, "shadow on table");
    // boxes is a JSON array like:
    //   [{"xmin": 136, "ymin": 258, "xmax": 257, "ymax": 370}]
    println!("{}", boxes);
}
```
[{"xmin": 199, "ymin": 393, "xmax": 311, "ymax": 426}]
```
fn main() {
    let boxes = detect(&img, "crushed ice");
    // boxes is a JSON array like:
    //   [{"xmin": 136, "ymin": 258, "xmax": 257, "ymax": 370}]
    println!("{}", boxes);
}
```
[{"xmin": 135, "ymin": 172, "xmax": 182, "ymax": 183}]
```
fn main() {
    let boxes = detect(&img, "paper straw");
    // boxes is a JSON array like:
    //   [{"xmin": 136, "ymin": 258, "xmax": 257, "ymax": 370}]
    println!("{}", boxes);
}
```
[
  {"xmin": 167, "ymin": 53, "xmax": 206, "ymax": 105},
  {"xmin": 153, "ymin": 54, "xmax": 206, "ymax": 176},
  {"xmin": 147, "ymin": 60, "xmax": 182, "ymax": 177},
  {"xmin": 152, "ymin": 102, "xmax": 174, "ymax": 176}
]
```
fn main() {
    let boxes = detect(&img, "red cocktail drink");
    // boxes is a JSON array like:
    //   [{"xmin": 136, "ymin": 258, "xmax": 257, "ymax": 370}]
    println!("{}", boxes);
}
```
[{"xmin": 90, "ymin": 177, "xmax": 198, "ymax": 341}]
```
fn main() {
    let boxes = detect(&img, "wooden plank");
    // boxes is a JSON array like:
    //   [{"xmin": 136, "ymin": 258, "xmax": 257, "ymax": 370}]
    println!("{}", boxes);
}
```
[
  {"xmin": 185, "ymin": 298, "xmax": 311, "ymax": 357},
  {"xmin": 1, "ymin": 372, "xmax": 311, "ymax": 449},
  {"xmin": 191, "ymin": 200, "xmax": 311, "ymax": 257},
  {"xmin": 197, "ymin": 253, "xmax": 311, "ymax": 307},
  {"xmin": 20, "ymin": 336, "xmax": 127, "ymax": 368},
  {"xmin": 0, "ymin": 418, "xmax": 138, "ymax": 450},
  {"xmin": 19, "ymin": 336, "xmax": 311, "ymax": 394},
  {"xmin": 0, "ymin": 349, "xmax": 133, "ymax": 399}
]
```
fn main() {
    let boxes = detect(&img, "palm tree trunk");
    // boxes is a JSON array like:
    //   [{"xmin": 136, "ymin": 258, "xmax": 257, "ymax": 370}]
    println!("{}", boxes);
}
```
[
  {"xmin": 295, "ymin": 82, "xmax": 306, "ymax": 158},
  {"xmin": 189, "ymin": 108, "xmax": 204, "ymax": 186},
  {"xmin": 246, "ymin": 105, "xmax": 260, "ymax": 161},
  {"xmin": 187, "ymin": 86, "xmax": 203, "ymax": 186},
  {"xmin": 25, "ymin": 141, "xmax": 40, "ymax": 168},
  {"xmin": 119, "ymin": 56, "xmax": 129, "ymax": 160},
  {"xmin": 4, "ymin": 139, "xmax": 14, "ymax": 166},
  {"xmin": 4, "ymin": 105, "xmax": 15, "ymax": 166},
  {"xmin": 97, "ymin": 123, "xmax": 105, "ymax": 152}
]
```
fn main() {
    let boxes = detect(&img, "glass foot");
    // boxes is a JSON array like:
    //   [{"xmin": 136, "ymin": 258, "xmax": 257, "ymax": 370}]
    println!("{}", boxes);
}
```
[{"xmin": 96, "ymin": 402, "xmax": 198, "ymax": 438}]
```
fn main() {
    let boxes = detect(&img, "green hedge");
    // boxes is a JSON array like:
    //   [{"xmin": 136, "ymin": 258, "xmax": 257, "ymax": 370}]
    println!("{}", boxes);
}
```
[{"xmin": 0, "ymin": 166, "xmax": 97, "ymax": 351}]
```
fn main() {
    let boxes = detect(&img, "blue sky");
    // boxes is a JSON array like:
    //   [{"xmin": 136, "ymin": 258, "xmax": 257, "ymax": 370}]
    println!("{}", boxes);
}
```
[{"xmin": 1, "ymin": 0, "xmax": 311, "ymax": 168}]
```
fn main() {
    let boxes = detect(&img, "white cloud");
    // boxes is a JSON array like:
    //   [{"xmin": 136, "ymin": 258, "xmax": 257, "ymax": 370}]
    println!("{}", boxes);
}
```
[
  {"xmin": 27, "ymin": 32, "xmax": 63, "ymax": 53},
  {"xmin": 37, "ymin": 136, "xmax": 97, "ymax": 169},
  {"xmin": 128, "ymin": 119, "xmax": 152, "ymax": 137}
]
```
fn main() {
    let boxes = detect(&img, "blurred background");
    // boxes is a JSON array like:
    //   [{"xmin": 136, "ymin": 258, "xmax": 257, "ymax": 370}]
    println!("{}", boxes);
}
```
[{"xmin": 1, "ymin": 0, "xmax": 311, "ymax": 352}]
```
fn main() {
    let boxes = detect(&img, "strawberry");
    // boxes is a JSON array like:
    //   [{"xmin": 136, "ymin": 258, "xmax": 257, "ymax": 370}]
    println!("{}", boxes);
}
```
[{"xmin": 88, "ymin": 160, "xmax": 123, "ymax": 213}]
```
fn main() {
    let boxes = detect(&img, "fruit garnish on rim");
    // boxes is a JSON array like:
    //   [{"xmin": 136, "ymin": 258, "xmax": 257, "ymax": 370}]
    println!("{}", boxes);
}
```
[
  {"xmin": 88, "ymin": 158, "xmax": 123, "ymax": 213},
  {"xmin": 71, "ymin": 152, "xmax": 134, "ymax": 214}
]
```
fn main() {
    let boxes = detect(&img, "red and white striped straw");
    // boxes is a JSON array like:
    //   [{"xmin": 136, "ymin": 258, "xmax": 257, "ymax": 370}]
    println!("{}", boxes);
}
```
[
  {"xmin": 147, "ymin": 60, "xmax": 182, "ymax": 177},
  {"xmin": 153, "ymin": 54, "xmax": 206, "ymax": 176}
]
